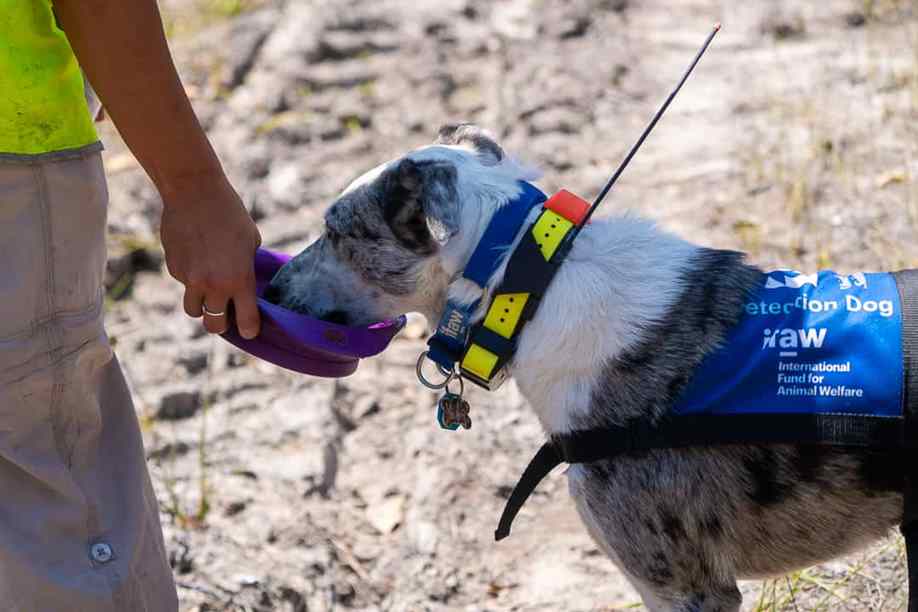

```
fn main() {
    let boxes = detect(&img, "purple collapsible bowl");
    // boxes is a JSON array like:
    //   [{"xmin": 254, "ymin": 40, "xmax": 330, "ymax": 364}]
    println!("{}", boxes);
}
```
[{"xmin": 221, "ymin": 248, "xmax": 406, "ymax": 377}]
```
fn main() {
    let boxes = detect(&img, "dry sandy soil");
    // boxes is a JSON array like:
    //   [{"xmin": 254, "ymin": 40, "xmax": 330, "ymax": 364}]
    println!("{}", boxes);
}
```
[{"xmin": 98, "ymin": 0, "xmax": 918, "ymax": 610}]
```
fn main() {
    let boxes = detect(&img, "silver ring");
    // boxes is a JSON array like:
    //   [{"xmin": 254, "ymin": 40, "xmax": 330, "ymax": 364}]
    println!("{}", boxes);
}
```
[
  {"xmin": 416, "ymin": 351, "xmax": 453, "ymax": 390},
  {"xmin": 202, "ymin": 303, "xmax": 226, "ymax": 317},
  {"xmin": 445, "ymin": 374, "xmax": 464, "ymax": 398}
]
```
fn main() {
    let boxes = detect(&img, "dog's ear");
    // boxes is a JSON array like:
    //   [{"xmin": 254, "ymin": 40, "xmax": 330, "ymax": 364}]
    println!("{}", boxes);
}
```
[
  {"xmin": 435, "ymin": 122, "xmax": 504, "ymax": 165},
  {"xmin": 381, "ymin": 158, "xmax": 459, "ymax": 253}
]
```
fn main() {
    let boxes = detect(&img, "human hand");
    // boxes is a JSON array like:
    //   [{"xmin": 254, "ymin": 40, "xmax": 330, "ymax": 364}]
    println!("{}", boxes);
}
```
[{"xmin": 159, "ymin": 174, "xmax": 262, "ymax": 339}]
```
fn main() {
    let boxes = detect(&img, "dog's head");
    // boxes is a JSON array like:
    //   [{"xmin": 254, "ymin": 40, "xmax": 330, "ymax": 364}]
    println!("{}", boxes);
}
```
[{"xmin": 264, "ymin": 124, "xmax": 538, "ymax": 326}]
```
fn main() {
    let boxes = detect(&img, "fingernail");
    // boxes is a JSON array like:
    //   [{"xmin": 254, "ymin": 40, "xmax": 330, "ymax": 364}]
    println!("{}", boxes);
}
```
[{"xmin": 241, "ymin": 329, "xmax": 257, "ymax": 340}]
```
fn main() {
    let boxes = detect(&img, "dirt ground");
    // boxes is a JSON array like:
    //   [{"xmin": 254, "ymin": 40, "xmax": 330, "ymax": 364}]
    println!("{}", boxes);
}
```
[{"xmin": 98, "ymin": 0, "xmax": 918, "ymax": 610}]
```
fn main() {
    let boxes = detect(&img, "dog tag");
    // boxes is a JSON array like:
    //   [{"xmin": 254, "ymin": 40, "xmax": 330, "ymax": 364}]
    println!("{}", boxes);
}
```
[{"xmin": 437, "ymin": 393, "xmax": 472, "ymax": 430}]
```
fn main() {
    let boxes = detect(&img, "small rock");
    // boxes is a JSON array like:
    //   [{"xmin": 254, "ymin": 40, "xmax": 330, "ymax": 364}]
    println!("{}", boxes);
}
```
[
  {"xmin": 148, "ymin": 440, "xmax": 191, "ymax": 461},
  {"xmin": 267, "ymin": 163, "xmax": 305, "ymax": 204},
  {"xmin": 314, "ymin": 31, "xmax": 399, "ymax": 61},
  {"xmin": 354, "ymin": 395, "xmax": 380, "ymax": 419},
  {"xmin": 278, "ymin": 586, "xmax": 308, "ymax": 612},
  {"xmin": 169, "ymin": 541, "xmax": 193, "ymax": 575},
  {"xmin": 236, "ymin": 574, "xmax": 260, "ymax": 588},
  {"xmin": 157, "ymin": 390, "xmax": 202, "ymax": 420},
  {"xmin": 225, "ymin": 500, "xmax": 248, "ymax": 517},
  {"xmin": 296, "ymin": 60, "xmax": 378, "ymax": 92},
  {"xmin": 318, "ymin": 442, "xmax": 338, "ymax": 497},
  {"xmin": 328, "ymin": 14, "xmax": 394, "ymax": 32},
  {"xmin": 599, "ymin": 0, "xmax": 628, "ymax": 12},
  {"xmin": 227, "ymin": 351, "xmax": 249, "ymax": 369},
  {"xmin": 410, "ymin": 520, "xmax": 439, "ymax": 555},
  {"xmin": 178, "ymin": 351, "xmax": 209, "ymax": 376},
  {"xmin": 492, "ymin": 0, "xmax": 539, "ymax": 40},
  {"xmin": 845, "ymin": 12, "xmax": 867, "ymax": 28},
  {"xmin": 351, "ymin": 539, "xmax": 382, "ymax": 562},
  {"xmin": 558, "ymin": 16, "xmax": 590, "ymax": 39},
  {"xmin": 762, "ymin": 14, "xmax": 806, "ymax": 41},
  {"xmin": 528, "ymin": 107, "xmax": 584, "ymax": 135},
  {"xmin": 332, "ymin": 579, "xmax": 356, "ymax": 605},
  {"xmin": 366, "ymin": 495, "xmax": 406, "ymax": 534},
  {"xmin": 104, "ymin": 238, "xmax": 163, "ymax": 301}
]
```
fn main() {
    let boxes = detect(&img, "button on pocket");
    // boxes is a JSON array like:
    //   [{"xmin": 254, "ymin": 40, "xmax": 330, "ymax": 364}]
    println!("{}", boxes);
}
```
[{"xmin": 90, "ymin": 542, "xmax": 113, "ymax": 564}]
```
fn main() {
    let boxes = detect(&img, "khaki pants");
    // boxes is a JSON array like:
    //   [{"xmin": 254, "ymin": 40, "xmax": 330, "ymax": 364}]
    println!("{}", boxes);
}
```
[{"xmin": 0, "ymin": 151, "xmax": 177, "ymax": 611}]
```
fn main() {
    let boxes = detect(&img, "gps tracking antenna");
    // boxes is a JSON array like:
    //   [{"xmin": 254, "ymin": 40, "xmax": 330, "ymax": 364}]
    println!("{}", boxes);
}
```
[{"xmin": 574, "ymin": 23, "xmax": 721, "ymax": 233}]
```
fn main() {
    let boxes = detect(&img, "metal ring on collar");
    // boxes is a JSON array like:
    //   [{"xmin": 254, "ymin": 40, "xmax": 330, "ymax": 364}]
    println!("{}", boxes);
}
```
[
  {"xmin": 445, "ymin": 373, "xmax": 464, "ymax": 398},
  {"xmin": 416, "ymin": 351, "xmax": 453, "ymax": 390}
]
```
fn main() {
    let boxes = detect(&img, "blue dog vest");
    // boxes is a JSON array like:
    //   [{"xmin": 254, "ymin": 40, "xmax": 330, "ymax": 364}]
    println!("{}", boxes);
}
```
[
  {"xmin": 674, "ymin": 270, "xmax": 903, "ymax": 419},
  {"xmin": 496, "ymin": 269, "xmax": 918, "ymax": 544}
]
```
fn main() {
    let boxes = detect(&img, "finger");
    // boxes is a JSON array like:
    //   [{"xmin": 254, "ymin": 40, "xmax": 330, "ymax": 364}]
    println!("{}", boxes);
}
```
[
  {"xmin": 184, "ymin": 286, "xmax": 205, "ymax": 318},
  {"xmin": 202, "ymin": 294, "xmax": 230, "ymax": 334},
  {"xmin": 232, "ymin": 280, "xmax": 261, "ymax": 340}
]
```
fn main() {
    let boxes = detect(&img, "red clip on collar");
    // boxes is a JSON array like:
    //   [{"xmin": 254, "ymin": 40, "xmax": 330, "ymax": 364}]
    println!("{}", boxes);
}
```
[{"xmin": 544, "ymin": 190, "xmax": 590, "ymax": 225}]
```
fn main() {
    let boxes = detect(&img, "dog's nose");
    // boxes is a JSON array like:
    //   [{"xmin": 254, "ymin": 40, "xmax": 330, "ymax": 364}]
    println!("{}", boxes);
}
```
[{"xmin": 321, "ymin": 310, "xmax": 350, "ymax": 325}]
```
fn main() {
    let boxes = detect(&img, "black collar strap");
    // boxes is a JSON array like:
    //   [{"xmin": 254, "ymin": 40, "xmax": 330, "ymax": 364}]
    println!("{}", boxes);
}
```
[
  {"xmin": 426, "ymin": 182, "xmax": 548, "ymax": 373},
  {"xmin": 460, "ymin": 190, "xmax": 591, "ymax": 390}
]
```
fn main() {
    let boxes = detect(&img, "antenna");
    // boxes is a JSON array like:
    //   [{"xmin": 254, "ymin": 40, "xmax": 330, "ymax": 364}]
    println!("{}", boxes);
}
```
[{"xmin": 575, "ymin": 23, "xmax": 722, "ymax": 232}]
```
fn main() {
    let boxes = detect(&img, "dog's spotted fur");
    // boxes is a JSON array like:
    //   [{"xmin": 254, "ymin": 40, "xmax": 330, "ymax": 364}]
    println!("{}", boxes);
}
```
[{"xmin": 267, "ymin": 124, "xmax": 905, "ymax": 611}]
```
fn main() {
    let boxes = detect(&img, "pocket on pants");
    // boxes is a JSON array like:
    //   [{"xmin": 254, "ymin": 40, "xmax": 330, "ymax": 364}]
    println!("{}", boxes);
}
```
[
  {"xmin": 0, "ymin": 164, "xmax": 48, "ymax": 341},
  {"xmin": 0, "ymin": 152, "xmax": 108, "ymax": 343},
  {"xmin": 43, "ymin": 153, "xmax": 108, "ymax": 315}
]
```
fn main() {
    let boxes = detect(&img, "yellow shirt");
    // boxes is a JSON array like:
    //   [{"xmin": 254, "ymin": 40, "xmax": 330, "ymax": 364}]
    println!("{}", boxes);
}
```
[{"xmin": 0, "ymin": 0, "xmax": 98, "ymax": 155}]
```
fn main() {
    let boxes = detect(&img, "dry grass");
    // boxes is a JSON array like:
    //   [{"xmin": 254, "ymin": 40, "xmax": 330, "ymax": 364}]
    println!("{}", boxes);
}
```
[
  {"xmin": 153, "ymin": 340, "xmax": 219, "ymax": 531},
  {"xmin": 751, "ymin": 536, "xmax": 908, "ymax": 611}
]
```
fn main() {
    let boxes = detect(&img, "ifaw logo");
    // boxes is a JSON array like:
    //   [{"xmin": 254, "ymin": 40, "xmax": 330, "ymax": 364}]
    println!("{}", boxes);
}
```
[
  {"xmin": 762, "ymin": 327, "xmax": 827, "ymax": 351},
  {"xmin": 439, "ymin": 310, "xmax": 466, "ymax": 339}
]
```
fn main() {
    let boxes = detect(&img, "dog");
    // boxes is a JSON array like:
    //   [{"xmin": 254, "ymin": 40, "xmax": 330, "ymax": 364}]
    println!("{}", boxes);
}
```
[{"xmin": 264, "ymin": 124, "xmax": 905, "ymax": 611}]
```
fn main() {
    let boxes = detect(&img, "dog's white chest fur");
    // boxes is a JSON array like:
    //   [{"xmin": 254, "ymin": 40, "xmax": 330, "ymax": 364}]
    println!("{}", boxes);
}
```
[{"xmin": 503, "ymin": 216, "xmax": 698, "ymax": 433}]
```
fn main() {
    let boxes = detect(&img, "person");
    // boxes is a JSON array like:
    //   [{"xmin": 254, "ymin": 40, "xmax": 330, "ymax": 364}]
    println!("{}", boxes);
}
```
[{"xmin": 0, "ymin": 1, "xmax": 262, "ymax": 609}]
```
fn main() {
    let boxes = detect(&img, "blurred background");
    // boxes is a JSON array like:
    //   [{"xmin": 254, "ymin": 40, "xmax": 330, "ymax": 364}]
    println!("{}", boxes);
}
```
[{"xmin": 99, "ymin": 0, "xmax": 918, "ymax": 610}]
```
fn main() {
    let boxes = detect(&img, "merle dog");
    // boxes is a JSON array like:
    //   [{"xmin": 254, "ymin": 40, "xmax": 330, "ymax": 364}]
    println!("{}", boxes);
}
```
[{"xmin": 265, "ymin": 124, "xmax": 903, "ymax": 611}]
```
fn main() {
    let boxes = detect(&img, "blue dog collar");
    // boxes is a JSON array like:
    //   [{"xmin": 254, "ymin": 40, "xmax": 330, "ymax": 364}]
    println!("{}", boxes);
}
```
[{"xmin": 426, "ymin": 181, "xmax": 547, "ymax": 371}]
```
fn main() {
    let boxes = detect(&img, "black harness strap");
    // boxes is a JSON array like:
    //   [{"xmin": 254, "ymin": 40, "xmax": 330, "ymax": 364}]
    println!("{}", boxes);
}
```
[
  {"xmin": 496, "ymin": 413, "xmax": 911, "ymax": 541},
  {"xmin": 895, "ymin": 270, "xmax": 918, "ymax": 612},
  {"xmin": 495, "ymin": 442, "xmax": 562, "ymax": 540},
  {"xmin": 559, "ymin": 413, "xmax": 908, "ymax": 460}
]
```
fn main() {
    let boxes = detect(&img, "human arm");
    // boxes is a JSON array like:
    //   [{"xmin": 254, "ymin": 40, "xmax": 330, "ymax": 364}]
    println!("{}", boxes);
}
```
[{"xmin": 53, "ymin": 0, "xmax": 261, "ymax": 339}]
